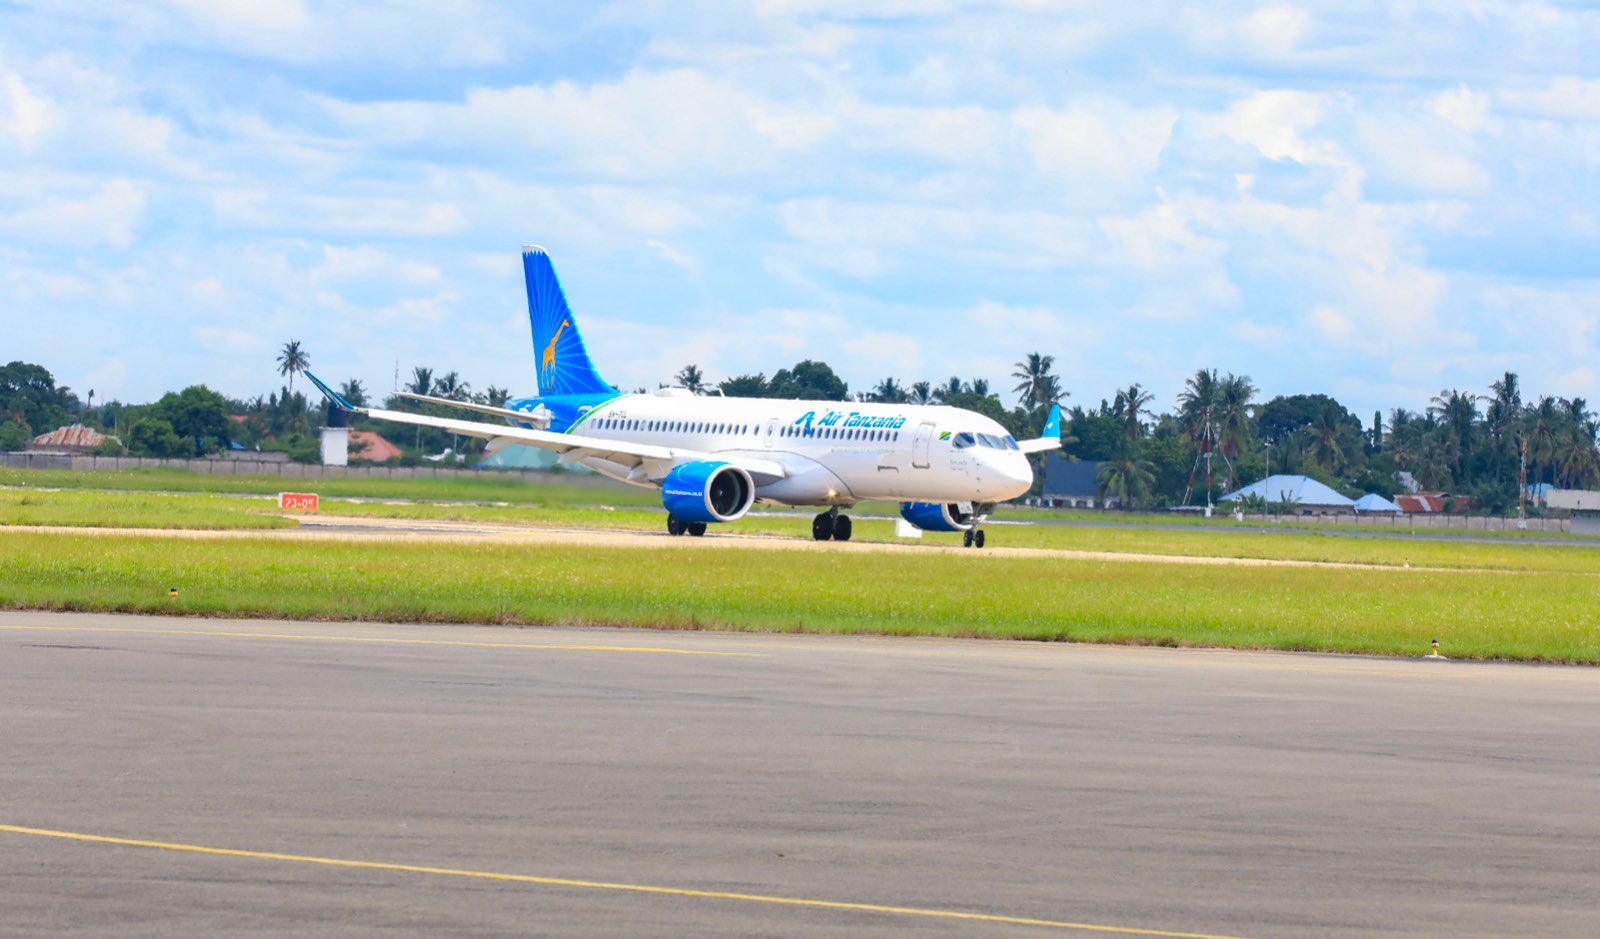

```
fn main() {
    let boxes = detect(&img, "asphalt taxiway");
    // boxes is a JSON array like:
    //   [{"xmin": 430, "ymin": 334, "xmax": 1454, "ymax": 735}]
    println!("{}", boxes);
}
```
[{"xmin": 3, "ymin": 611, "xmax": 1596, "ymax": 937}]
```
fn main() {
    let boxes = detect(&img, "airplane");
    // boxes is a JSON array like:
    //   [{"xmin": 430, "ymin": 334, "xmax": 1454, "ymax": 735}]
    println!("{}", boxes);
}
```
[{"xmin": 306, "ymin": 246, "xmax": 1062, "ymax": 548}]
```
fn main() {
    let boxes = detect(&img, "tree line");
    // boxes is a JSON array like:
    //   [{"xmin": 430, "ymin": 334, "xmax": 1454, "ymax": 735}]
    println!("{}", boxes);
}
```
[{"xmin": 6, "ymin": 340, "xmax": 1598, "ymax": 515}]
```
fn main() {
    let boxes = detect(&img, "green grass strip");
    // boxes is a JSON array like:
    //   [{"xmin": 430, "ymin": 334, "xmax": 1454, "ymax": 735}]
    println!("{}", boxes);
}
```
[{"xmin": 1, "ymin": 531, "xmax": 1596, "ymax": 663}]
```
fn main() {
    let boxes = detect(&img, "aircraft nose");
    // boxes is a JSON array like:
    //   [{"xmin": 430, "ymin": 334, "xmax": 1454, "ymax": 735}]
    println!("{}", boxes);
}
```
[
  {"xmin": 1002, "ymin": 454, "xmax": 1033, "ymax": 486},
  {"xmin": 983, "ymin": 452, "xmax": 1034, "ymax": 497}
]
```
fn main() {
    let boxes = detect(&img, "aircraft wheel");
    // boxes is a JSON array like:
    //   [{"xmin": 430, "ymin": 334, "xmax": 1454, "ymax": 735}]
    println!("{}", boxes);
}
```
[
  {"xmin": 962, "ymin": 529, "xmax": 975, "ymax": 548},
  {"xmin": 688, "ymin": 522, "xmax": 708, "ymax": 537},
  {"xmin": 812, "ymin": 512, "xmax": 835, "ymax": 541},
  {"xmin": 833, "ymin": 515, "xmax": 853, "ymax": 542},
  {"xmin": 667, "ymin": 517, "xmax": 686, "ymax": 536},
  {"xmin": 974, "ymin": 529, "xmax": 986, "ymax": 549}
]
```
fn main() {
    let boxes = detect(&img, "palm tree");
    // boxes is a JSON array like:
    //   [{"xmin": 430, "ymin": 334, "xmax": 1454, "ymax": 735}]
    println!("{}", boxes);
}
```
[
  {"xmin": 479, "ymin": 385, "xmax": 510, "ymax": 408},
  {"xmin": 909, "ymin": 381, "xmax": 933, "ymax": 406},
  {"xmin": 969, "ymin": 378, "xmax": 990, "ymax": 397},
  {"xmin": 1095, "ymin": 447, "xmax": 1155, "ymax": 509},
  {"xmin": 407, "ymin": 367, "xmax": 434, "ymax": 396},
  {"xmin": 674, "ymin": 364, "xmax": 706, "ymax": 394},
  {"xmin": 1113, "ymin": 383, "xmax": 1153, "ymax": 442},
  {"xmin": 338, "ymin": 379, "xmax": 367, "ymax": 408},
  {"xmin": 932, "ymin": 376, "xmax": 966, "ymax": 404},
  {"xmin": 1309, "ymin": 403, "xmax": 1347, "ymax": 474},
  {"xmin": 1216, "ymin": 374, "xmax": 1256, "ymax": 487},
  {"xmin": 433, "ymin": 371, "xmax": 470, "ymax": 401},
  {"xmin": 1556, "ymin": 398, "xmax": 1598, "ymax": 487},
  {"xmin": 1011, "ymin": 353, "xmax": 1058, "ymax": 410},
  {"xmin": 1177, "ymin": 368, "xmax": 1221, "ymax": 502},
  {"xmin": 869, "ymin": 377, "xmax": 909, "ymax": 403},
  {"xmin": 1430, "ymin": 388, "xmax": 1479, "ymax": 483},
  {"xmin": 1525, "ymin": 396, "xmax": 1562, "ymax": 486},
  {"xmin": 276, "ymin": 340, "xmax": 309, "ymax": 391},
  {"xmin": 1177, "ymin": 368, "xmax": 1220, "ymax": 445}
]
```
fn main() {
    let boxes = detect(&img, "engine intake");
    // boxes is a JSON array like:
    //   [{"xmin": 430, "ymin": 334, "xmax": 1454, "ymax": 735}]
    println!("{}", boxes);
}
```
[
  {"xmin": 662, "ymin": 461, "xmax": 755, "ymax": 523},
  {"xmin": 899, "ymin": 501, "xmax": 975, "ymax": 532}
]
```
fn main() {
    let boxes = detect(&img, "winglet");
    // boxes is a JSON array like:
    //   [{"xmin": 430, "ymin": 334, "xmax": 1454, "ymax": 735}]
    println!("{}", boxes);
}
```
[
  {"xmin": 1015, "ymin": 402, "xmax": 1064, "ymax": 454},
  {"xmin": 304, "ymin": 371, "xmax": 357, "ymax": 411}
]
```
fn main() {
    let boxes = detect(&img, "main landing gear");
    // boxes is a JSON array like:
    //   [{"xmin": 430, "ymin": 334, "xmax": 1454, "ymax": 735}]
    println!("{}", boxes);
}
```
[
  {"xmin": 666, "ymin": 517, "xmax": 707, "ymax": 537},
  {"xmin": 962, "ymin": 528, "xmax": 987, "ymax": 549},
  {"xmin": 812, "ymin": 508, "xmax": 853, "ymax": 542}
]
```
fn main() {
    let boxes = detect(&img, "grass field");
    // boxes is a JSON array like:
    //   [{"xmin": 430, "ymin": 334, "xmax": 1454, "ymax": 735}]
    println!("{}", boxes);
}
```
[
  {"xmin": 7, "ymin": 478, "xmax": 1600, "ymax": 573},
  {"xmin": 1, "ymin": 530, "xmax": 1595, "ymax": 662},
  {"xmin": 5, "ymin": 465, "xmax": 1583, "ymax": 539},
  {"xmin": 0, "ymin": 489, "xmax": 295, "ymax": 530}
]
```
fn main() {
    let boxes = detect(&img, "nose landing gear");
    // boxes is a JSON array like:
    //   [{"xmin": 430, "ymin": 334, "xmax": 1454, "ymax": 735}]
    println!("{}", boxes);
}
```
[{"xmin": 812, "ymin": 508, "xmax": 853, "ymax": 542}]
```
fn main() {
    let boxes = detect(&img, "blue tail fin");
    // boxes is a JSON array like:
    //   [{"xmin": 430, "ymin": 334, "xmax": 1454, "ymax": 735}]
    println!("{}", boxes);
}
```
[{"xmin": 524, "ymin": 246, "xmax": 615, "ymax": 398}]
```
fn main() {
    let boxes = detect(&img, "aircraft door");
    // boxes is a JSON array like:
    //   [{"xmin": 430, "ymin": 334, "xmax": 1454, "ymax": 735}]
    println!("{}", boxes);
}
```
[{"xmin": 912, "ymin": 422, "xmax": 934, "ymax": 468}]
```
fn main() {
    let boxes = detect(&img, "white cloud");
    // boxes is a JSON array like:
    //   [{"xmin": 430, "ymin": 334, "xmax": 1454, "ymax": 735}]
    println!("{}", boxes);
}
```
[
  {"xmin": 1428, "ymin": 84, "xmax": 1490, "ymax": 132},
  {"xmin": 2, "ymin": 0, "xmax": 1600, "ymax": 415},
  {"xmin": 1202, "ymin": 90, "xmax": 1336, "ymax": 166},
  {"xmin": 1, "ymin": 73, "xmax": 51, "ymax": 149},
  {"xmin": 1498, "ymin": 77, "xmax": 1600, "ymax": 122},
  {"xmin": 210, "ymin": 190, "xmax": 468, "ymax": 237},
  {"xmin": 0, "ymin": 176, "xmax": 146, "ymax": 248}
]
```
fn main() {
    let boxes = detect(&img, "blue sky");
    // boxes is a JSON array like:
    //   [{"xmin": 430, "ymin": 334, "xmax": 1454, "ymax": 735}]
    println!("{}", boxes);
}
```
[{"xmin": 3, "ymin": 1, "xmax": 1597, "ymax": 417}]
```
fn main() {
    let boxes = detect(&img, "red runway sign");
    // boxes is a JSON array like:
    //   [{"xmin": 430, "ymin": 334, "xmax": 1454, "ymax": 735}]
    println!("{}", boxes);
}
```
[{"xmin": 278, "ymin": 492, "xmax": 320, "ymax": 511}]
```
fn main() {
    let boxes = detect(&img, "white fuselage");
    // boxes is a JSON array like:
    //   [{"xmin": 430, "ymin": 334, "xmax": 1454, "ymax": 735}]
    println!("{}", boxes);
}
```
[{"xmin": 560, "ymin": 391, "xmax": 1034, "ymax": 508}]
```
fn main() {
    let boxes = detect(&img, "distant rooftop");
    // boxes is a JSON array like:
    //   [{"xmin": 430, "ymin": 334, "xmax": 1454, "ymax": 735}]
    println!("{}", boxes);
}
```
[
  {"xmin": 27, "ymin": 424, "xmax": 118, "ymax": 452},
  {"xmin": 1353, "ymin": 492, "xmax": 1401, "ymax": 513},
  {"xmin": 348, "ymin": 430, "xmax": 402, "ymax": 462},
  {"xmin": 1219, "ymin": 474, "xmax": 1355, "ymax": 507}
]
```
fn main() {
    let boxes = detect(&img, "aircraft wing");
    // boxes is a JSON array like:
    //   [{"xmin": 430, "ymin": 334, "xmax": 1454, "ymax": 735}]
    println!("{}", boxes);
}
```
[
  {"xmin": 306, "ymin": 373, "xmax": 786, "ymax": 485},
  {"xmin": 391, "ymin": 391, "xmax": 545, "ymax": 425},
  {"xmin": 1017, "ymin": 402, "xmax": 1064, "ymax": 454}
]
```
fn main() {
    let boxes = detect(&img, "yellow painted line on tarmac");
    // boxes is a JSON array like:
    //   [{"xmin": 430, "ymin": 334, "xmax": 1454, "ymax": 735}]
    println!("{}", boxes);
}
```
[
  {"xmin": 0, "ymin": 624, "xmax": 760, "ymax": 657},
  {"xmin": 0, "ymin": 823, "xmax": 1251, "ymax": 938}
]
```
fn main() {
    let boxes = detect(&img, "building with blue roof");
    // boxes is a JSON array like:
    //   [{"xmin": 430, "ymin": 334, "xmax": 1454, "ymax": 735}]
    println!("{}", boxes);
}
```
[
  {"xmin": 1218, "ymin": 474, "xmax": 1357, "ymax": 515},
  {"xmin": 1353, "ymin": 492, "xmax": 1401, "ymax": 513}
]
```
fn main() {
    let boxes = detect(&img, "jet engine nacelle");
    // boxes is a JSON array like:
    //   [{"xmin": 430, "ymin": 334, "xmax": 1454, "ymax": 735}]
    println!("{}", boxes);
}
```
[
  {"xmin": 898, "ymin": 501, "xmax": 975, "ymax": 532},
  {"xmin": 662, "ymin": 461, "xmax": 755, "ymax": 524}
]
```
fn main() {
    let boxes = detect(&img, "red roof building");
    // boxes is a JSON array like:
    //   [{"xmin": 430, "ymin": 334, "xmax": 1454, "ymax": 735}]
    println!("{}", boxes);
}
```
[
  {"xmin": 1393, "ymin": 492, "xmax": 1473, "ymax": 513},
  {"xmin": 348, "ymin": 430, "xmax": 403, "ymax": 462}
]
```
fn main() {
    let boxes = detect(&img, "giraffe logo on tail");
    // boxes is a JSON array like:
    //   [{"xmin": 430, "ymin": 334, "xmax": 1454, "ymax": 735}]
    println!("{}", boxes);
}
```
[{"xmin": 541, "ymin": 318, "xmax": 570, "ymax": 380}]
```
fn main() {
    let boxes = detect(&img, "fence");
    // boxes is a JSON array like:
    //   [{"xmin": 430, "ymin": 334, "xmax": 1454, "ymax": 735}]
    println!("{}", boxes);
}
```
[{"xmin": 1232, "ymin": 510, "xmax": 1569, "ymax": 533}]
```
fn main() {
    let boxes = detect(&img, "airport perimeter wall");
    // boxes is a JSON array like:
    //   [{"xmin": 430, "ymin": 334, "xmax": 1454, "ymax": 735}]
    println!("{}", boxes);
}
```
[
  {"xmin": 1234, "ymin": 511, "xmax": 1570, "ymax": 533},
  {"xmin": 0, "ymin": 452, "xmax": 610, "ymax": 487}
]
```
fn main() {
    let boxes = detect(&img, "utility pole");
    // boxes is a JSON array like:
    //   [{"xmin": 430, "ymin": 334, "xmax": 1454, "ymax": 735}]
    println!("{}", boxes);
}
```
[{"xmin": 1518, "ymin": 436, "xmax": 1528, "ymax": 530}]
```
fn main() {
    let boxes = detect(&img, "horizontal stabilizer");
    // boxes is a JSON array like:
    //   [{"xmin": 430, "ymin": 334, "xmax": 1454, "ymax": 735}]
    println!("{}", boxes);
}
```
[{"xmin": 305, "ymin": 372, "xmax": 357, "ymax": 411}]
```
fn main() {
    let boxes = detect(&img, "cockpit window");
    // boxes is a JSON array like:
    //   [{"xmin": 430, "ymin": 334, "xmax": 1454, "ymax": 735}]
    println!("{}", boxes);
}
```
[
  {"xmin": 1004, "ymin": 435, "xmax": 1020, "ymax": 450},
  {"xmin": 952, "ymin": 432, "xmax": 975, "ymax": 449},
  {"xmin": 977, "ymin": 433, "xmax": 1002, "ymax": 449}
]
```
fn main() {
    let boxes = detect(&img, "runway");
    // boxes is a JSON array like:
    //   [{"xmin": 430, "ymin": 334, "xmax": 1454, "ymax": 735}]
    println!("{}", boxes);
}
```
[{"xmin": 3, "ymin": 611, "xmax": 1596, "ymax": 937}]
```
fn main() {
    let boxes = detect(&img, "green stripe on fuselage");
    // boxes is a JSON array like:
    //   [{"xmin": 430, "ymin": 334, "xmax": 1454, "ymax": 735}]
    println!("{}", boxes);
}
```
[{"xmin": 564, "ymin": 394, "xmax": 626, "ymax": 434}]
